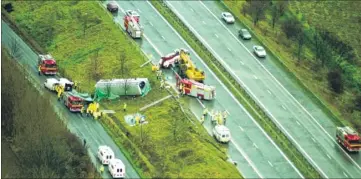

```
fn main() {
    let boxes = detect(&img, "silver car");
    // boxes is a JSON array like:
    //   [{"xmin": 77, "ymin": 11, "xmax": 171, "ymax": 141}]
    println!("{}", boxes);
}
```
[
  {"xmin": 253, "ymin": 45, "xmax": 267, "ymax": 58},
  {"xmin": 221, "ymin": 12, "xmax": 235, "ymax": 24},
  {"xmin": 107, "ymin": 1, "xmax": 118, "ymax": 13}
]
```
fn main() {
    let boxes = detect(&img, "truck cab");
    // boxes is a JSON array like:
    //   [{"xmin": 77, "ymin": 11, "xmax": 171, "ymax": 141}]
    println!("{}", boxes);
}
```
[
  {"xmin": 213, "ymin": 125, "xmax": 231, "ymax": 143},
  {"xmin": 109, "ymin": 159, "xmax": 126, "ymax": 178},
  {"xmin": 38, "ymin": 54, "xmax": 57, "ymax": 75},
  {"xmin": 97, "ymin": 145, "xmax": 115, "ymax": 165}
]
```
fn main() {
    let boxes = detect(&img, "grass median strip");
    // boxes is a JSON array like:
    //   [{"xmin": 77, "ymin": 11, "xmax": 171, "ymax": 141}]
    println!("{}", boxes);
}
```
[{"xmin": 151, "ymin": 1, "xmax": 321, "ymax": 178}]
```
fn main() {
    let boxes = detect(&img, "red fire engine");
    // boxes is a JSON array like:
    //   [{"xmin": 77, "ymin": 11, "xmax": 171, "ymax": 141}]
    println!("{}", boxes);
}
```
[
  {"xmin": 62, "ymin": 91, "xmax": 84, "ymax": 112},
  {"xmin": 176, "ymin": 74, "xmax": 215, "ymax": 100},
  {"xmin": 336, "ymin": 126, "xmax": 361, "ymax": 152},
  {"xmin": 38, "ymin": 54, "xmax": 57, "ymax": 75},
  {"xmin": 123, "ymin": 10, "xmax": 143, "ymax": 38}
]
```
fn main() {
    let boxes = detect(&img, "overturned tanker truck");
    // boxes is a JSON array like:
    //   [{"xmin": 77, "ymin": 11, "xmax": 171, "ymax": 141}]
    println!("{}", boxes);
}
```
[{"xmin": 94, "ymin": 78, "xmax": 151, "ymax": 101}]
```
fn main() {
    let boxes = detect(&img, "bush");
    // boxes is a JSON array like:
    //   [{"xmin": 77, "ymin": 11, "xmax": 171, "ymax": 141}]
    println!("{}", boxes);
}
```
[{"xmin": 327, "ymin": 70, "xmax": 344, "ymax": 94}]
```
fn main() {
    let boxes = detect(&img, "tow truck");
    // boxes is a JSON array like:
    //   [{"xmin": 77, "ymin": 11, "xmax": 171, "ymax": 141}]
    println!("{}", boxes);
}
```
[
  {"xmin": 178, "ymin": 49, "xmax": 205, "ymax": 83},
  {"xmin": 38, "ymin": 54, "xmax": 57, "ymax": 75},
  {"xmin": 336, "ymin": 126, "xmax": 361, "ymax": 152},
  {"xmin": 123, "ymin": 10, "xmax": 143, "ymax": 39},
  {"xmin": 176, "ymin": 73, "xmax": 215, "ymax": 100}
]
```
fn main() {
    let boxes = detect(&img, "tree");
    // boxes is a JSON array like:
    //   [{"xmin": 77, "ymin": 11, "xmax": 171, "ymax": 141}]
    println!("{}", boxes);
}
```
[
  {"xmin": 243, "ymin": 0, "xmax": 270, "ymax": 26},
  {"xmin": 354, "ymin": 94, "xmax": 361, "ymax": 111},
  {"xmin": 281, "ymin": 15, "xmax": 304, "ymax": 61},
  {"xmin": 270, "ymin": 1, "xmax": 289, "ymax": 29},
  {"xmin": 327, "ymin": 70, "xmax": 344, "ymax": 94}
]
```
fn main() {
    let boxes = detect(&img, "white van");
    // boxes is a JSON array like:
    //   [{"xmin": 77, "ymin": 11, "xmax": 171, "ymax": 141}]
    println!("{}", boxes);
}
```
[
  {"xmin": 213, "ymin": 125, "xmax": 231, "ymax": 143},
  {"xmin": 97, "ymin": 145, "xmax": 115, "ymax": 165},
  {"xmin": 109, "ymin": 158, "xmax": 126, "ymax": 178}
]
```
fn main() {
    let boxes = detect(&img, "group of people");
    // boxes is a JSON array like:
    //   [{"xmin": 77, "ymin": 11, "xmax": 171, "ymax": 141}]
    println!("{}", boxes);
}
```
[{"xmin": 200, "ymin": 108, "xmax": 228, "ymax": 125}]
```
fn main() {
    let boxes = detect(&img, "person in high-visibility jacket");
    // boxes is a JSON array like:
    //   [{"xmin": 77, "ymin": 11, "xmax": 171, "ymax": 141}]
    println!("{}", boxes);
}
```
[
  {"xmin": 123, "ymin": 103, "xmax": 127, "ymax": 112},
  {"xmin": 87, "ymin": 103, "xmax": 93, "ymax": 116},
  {"xmin": 38, "ymin": 65, "xmax": 41, "ymax": 76},
  {"xmin": 80, "ymin": 106, "xmax": 85, "ymax": 116},
  {"xmin": 203, "ymin": 108, "xmax": 208, "ymax": 117},
  {"xmin": 57, "ymin": 86, "xmax": 63, "ymax": 101},
  {"xmin": 74, "ymin": 81, "xmax": 78, "ymax": 90},
  {"xmin": 95, "ymin": 102, "xmax": 99, "ymax": 112},
  {"xmin": 200, "ymin": 115, "xmax": 205, "ymax": 124},
  {"xmin": 222, "ymin": 110, "xmax": 228, "ymax": 125},
  {"xmin": 135, "ymin": 115, "xmax": 140, "ymax": 125},
  {"xmin": 100, "ymin": 165, "xmax": 104, "ymax": 174},
  {"xmin": 152, "ymin": 64, "xmax": 159, "ymax": 72}
]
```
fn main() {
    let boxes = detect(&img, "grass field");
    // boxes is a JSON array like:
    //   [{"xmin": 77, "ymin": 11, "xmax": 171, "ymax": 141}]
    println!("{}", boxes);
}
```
[
  {"xmin": 5, "ymin": 1, "xmax": 241, "ymax": 178},
  {"xmin": 222, "ymin": 0, "xmax": 361, "ymax": 129}
]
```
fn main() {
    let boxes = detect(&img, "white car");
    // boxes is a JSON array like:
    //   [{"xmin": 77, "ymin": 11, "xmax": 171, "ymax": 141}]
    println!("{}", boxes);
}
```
[
  {"xmin": 109, "ymin": 159, "xmax": 126, "ymax": 178},
  {"xmin": 213, "ymin": 125, "xmax": 231, "ymax": 143},
  {"xmin": 221, "ymin": 12, "xmax": 235, "ymax": 24},
  {"xmin": 253, "ymin": 45, "xmax": 267, "ymax": 58},
  {"xmin": 97, "ymin": 145, "xmax": 115, "ymax": 165}
]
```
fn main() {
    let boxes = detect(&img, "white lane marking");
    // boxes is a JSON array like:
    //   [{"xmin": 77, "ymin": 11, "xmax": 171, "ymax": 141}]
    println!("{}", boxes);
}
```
[
  {"xmin": 226, "ymin": 110, "xmax": 230, "ymax": 115},
  {"xmin": 149, "ymin": 22, "xmax": 153, "ymax": 26},
  {"xmin": 326, "ymin": 154, "xmax": 331, "ymax": 160},
  {"xmin": 227, "ymin": 47, "xmax": 231, "ymax": 52},
  {"xmin": 137, "ymin": 9, "xmax": 141, "ymax": 13},
  {"xmin": 161, "ymin": 35, "xmax": 165, "ymax": 40},
  {"xmin": 281, "ymin": 105, "xmax": 286, "ymax": 110},
  {"xmin": 268, "ymin": 161, "xmax": 273, "ymax": 167},
  {"xmin": 215, "ymin": 34, "xmax": 219, "ymax": 38},
  {"xmin": 253, "ymin": 75, "xmax": 258, "ymax": 79},
  {"xmin": 202, "ymin": 21, "xmax": 206, "ymax": 24},
  {"xmin": 267, "ymin": 90, "xmax": 271, "ymax": 95},
  {"xmin": 312, "ymin": 138, "xmax": 316, "ymax": 142},
  {"xmin": 343, "ymin": 172, "xmax": 348, "ymax": 178},
  {"xmin": 239, "ymin": 126, "xmax": 244, "ymax": 132},
  {"xmin": 199, "ymin": 0, "xmax": 361, "ymax": 173},
  {"xmin": 231, "ymin": 140, "xmax": 264, "ymax": 179},
  {"xmin": 239, "ymin": 60, "xmax": 244, "ymax": 65},
  {"xmin": 196, "ymin": 98, "xmax": 205, "ymax": 108},
  {"xmin": 190, "ymin": 8, "xmax": 194, "ymax": 12},
  {"xmin": 296, "ymin": 121, "xmax": 301, "ymax": 126},
  {"xmin": 253, "ymin": 143, "xmax": 258, "ymax": 149},
  {"xmin": 150, "ymin": 2, "xmax": 262, "ymax": 178},
  {"xmin": 170, "ymin": 1, "xmax": 309, "ymax": 178}
]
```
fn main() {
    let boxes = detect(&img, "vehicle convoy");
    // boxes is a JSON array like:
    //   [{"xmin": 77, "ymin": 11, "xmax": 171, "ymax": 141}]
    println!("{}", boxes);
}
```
[
  {"xmin": 178, "ymin": 49, "xmax": 205, "ymax": 83},
  {"xmin": 336, "ymin": 126, "xmax": 361, "ymax": 152},
  {"xmin": 38, "ymin": 54, "xmax": 57, "ymax": 75},
  {"xmin": 176, "ymin": 74, "xmax": 215, "ymax": 100},
  {"xmin": 159, "ymin": 49, "xmax": 180, "ymax": 68},
  {"xmin": 109, "ymin": 159, "xmax": 126, "ymax": 178},
  {"xmin": 123, "ymin": 10, "xmax": 143, "ymax": 39}
]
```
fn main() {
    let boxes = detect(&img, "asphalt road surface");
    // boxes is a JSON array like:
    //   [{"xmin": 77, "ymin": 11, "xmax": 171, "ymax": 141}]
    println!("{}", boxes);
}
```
[
  {"xmin": 1, "ymin": 20, "xmax": 139, "ymax": 179},
  {"xmin": 102, "ymin": 1, "xmax": 304, "ymax": 178},
  {"xmin": 165, "ymin": 1, "xmax": 361, "ymax": 178}
]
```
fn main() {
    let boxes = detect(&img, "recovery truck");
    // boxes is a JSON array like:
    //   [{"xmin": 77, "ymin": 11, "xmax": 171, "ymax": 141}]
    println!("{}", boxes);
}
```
[
  {"xmin": 159, "ymin": 49, "xmax": 180, "ymax": 68},
  {"xmin": 123, "ymin": 10, "xmax": 143, "ymax": 39},
  {"xmin": 176, "ymin": 73, "xmax": 215, "ymax": 100},
  {"xmin": 336, "ymin": 126, "xmax": 361, "ymax": 152},
  {"xmin": 38, "ymin": 54, "xmax": 57, "ymax": 75},
  {"xmin": 178, "ymin": 49, "xmax": 205, "ymax": 83}
]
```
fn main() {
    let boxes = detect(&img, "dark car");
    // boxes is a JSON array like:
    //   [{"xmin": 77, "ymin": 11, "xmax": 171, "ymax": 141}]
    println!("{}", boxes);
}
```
[
  {"xmin": 239, "ymin": 29, "xmax": 252, "ymax": 40},
  {"xmin": 107, "ymin": 1, "xmax": 118, "ymax": 13}
]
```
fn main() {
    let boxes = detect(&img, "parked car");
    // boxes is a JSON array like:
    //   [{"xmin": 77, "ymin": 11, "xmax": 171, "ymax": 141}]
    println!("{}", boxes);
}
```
[
  {"xmin": 239, "ymin": 29, "xmax": 252, "ymax": 40},
  {"xmin": 109, "ymin": 159, "xmax": 126, "ymax": 178},
  {"xmin": 213, "ymin": 125, "xmax": 231, "ymax": 143},
  {"xmin": 97, "ymin": 145, "xmax": 115, "ymax": 165},
  {"xmin": 107, "ymin": 1, "xmax": 118, "ymax": 13},
  {"xmin": 253, "ymin": 45, "xmax": 267, "ymax": 58},
  {"xmin": 221, "ymin": 12, "xmax": 235, "ymax": 24}
]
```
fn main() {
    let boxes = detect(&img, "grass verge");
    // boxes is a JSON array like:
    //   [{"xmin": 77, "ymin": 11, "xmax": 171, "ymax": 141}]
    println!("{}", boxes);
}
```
[
  {"xmin": 4, "ymin": 1, "xmax": 241, "ymax": 178},
  {"xmin": 151, "ymin": 1, "xmax": 321, "ymax": 178}
]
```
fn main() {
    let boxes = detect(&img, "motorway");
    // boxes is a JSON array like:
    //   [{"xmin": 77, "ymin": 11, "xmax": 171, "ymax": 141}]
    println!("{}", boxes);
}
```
[
  {"xmin": 165, "ymin": 1, "xmax": 361, "ymax": 178},
  {"xmin": 1, "ymin": 21, "xmax": 139, "ymax": 179},
  {"xmin": 102, "ymin": 1, "xmax": 303, "ymax": 178}
]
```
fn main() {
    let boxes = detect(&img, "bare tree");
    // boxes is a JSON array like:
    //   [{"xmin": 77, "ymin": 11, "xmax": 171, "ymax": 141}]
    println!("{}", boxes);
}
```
[
  {"xmin": 91, "ymin": 49, "xmax": 101, "ymax": 81},
  {"xmin": 244, "ymin": 0, "xmax": 270, "ymax": 26},
  {"xmin": 270, "ymin": 1, "xmax": 288, "ymax": 29}
]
